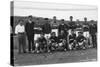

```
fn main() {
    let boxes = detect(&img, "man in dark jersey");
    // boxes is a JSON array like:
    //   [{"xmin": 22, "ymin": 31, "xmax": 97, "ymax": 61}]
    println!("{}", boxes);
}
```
[
  {"xmin": 89, "ymin": 23, "xmax": 97, "ymax": 48},
  {"xmin": 36, "ymin": 32, "xmax": 47, "ymax": 53},
  {"xmin": 68, "ymin": 16, "xmax": 76, "ymax": 30},
  {"xmin": 76, "ymin": 32, "xmax": 87, "ymax": 49},
  {"xmin": 42, "ymin": 18, "xmax": 51, "ymax": 34},
  {"xmin": 68, "ymin": 30, "xmax": 76, "ymax": 50},
  {"xmin": 83, "ymin": 17, "xmax": 90, "ymax": 47},
  {"xmin": 58, "ymin": 19, "xmax": 69, "ymax": 35},
  {"xmin": 58, "ymin": 30, "xmax": 67, "ymax": 51},
  {"xmin": 25, "ymin": 15, "xmax": 34, "ymax": 53},
  {"xmin": 49, "ymin": 32, "xmax": 58, "ymax": 51}
]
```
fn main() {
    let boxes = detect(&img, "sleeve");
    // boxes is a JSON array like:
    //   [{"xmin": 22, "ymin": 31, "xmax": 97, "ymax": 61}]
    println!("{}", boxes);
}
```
[
  {"xmin": 25, "ymin": 23, "xmax": 28, "ymax": 33},
  {"xmin": 44, "ymin": 38, "xmax": 47, "ymax": 41},
  {"xmin": 15, "ymin": 25, "xmax": 18, "ymax": 34}
]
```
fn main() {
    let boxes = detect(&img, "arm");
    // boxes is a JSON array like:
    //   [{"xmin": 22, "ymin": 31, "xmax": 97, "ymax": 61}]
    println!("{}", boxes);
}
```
[
  {"xmin": 15, "ymin": 25, "xmax": 18, "ymax": 35},
  {"xmin": 25, "ymin": 23, "xmax": 28, "ymax": 34},
  {"xmin": 67, "ymin": 35, "xmax": 69, "ymax": 45}
]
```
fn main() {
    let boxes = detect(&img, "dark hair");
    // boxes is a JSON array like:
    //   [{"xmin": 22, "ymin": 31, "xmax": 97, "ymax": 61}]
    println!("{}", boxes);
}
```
[
  {"xmin": 40, "ymin": 32, "xmax": 45, "ymax": 35},
  {"xmin": 61, "ymin": 19, "xmax": 64, "ymax": 21},
  {"xmin": 70, "ymin": 16, "xmax": 73, "ymax": 19},
  {"xmin": 18, "ymin": 19, "xmax": 23, "ymax": 22},
  {"xmin": 28, "ymin": 15, "xmax": 33, "ymax": 18},
  {"xmin": 84, "ymin": 17, "xmax": 87, "ymax": 21},
  {"xmin": 78, "ymin": 31, "xmax": 83, "ymax": 34},
  {"xmin": 53, "ymin": 16, "xmax": 56, "ymax": 18},
  {"xmin": 51, "ymin": 32, "xmax": 55, "ymax": 35},
  {"xmin": 44, "ymin": 18, "xmax": 49, "ymax": 20}
]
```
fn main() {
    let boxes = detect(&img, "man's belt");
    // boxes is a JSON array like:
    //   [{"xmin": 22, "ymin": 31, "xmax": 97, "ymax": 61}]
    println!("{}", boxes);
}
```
[{"xmin": 18, "ymin": 33, "xmax": 25, "ymax": 35}]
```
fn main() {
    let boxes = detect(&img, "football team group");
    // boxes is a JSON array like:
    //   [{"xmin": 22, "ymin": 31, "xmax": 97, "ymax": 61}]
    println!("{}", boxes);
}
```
[{"xmin": 13, "ymin": 15, "xmax": 97, "ymax": 54}]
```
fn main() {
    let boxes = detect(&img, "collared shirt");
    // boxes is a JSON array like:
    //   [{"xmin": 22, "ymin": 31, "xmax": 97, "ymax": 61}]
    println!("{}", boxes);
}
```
[{"xmin": 15, "ymin": 24, "xmax": 25, "ymax": 34}]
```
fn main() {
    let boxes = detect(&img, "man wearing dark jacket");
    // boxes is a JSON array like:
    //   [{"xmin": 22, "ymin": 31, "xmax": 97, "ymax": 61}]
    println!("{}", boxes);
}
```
[
  {"xmin": 89, "ymin": 24, "xmax": 97, "ymax": 48},
  {"xmin": 25, "ymin": 15, "xmax": 35, "ymax": 52},
  {"xmin": 58, "ymin": 19, "xmax": 69, "ymax": 35},
  {"xmin": 68, "ymin": 16, "xmax": 76, "ymax": 30},
  {"xmin": 42, "ymin": 18, "xmax": 51, "ymax": 34}
]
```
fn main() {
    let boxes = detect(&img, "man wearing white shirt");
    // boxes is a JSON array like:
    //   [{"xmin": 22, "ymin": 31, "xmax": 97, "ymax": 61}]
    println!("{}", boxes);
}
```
[{"xmin": 15, "ymin": 20, "xmax": 26, "ymax": 53}]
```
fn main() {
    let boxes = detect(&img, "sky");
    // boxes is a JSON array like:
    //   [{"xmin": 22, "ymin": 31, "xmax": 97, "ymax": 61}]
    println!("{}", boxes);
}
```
[{"xmin": 13, "ymin": 1, "xmax": 98, "ymax": 21}]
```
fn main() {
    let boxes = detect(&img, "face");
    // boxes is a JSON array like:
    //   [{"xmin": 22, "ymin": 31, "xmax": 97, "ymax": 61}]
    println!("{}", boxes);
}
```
[
  {"xmin": 51, "ymin": 33, "xmax": 56, "ymax": 37},
  {"xmin": 84, "ymin": 18, "xmax": 87, "ymax": 22},
  {"xmin": 40, "ymin": 34, "xmax": 44, "ymax": 38},
  {"xmin": 78, "ymin": 32, "xmax": 82, "ymax": 36},
  {"xmin": 71, "ymin": 30, "xmax": 74, "ymax": 34},
  {"xmin": 19, "ymin": 21, "xmax": 23, "ymax": 26},
  {"xmin": 61, "ymin": 30, "xmax": 64, "ymax": 35},
  {"xmin": 62, "ymin": 21, "xmax": 64, "ymax": 24},
  {"xmin": 28, "ymin": 17, "xmax": 32, "ymax": 22},
  {"xmin": 53, "ymin": 17, "xmax": 56, "ymax": 21},
  {"xmin": 70, "ymin": 16, "xmax": 73, "ymax": 21}
]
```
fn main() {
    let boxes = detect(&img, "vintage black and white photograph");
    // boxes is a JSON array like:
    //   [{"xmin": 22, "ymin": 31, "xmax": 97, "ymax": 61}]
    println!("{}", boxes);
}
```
[{"xmin": 10, "ymin": 1, "xmax": 97, "ymax": 66}]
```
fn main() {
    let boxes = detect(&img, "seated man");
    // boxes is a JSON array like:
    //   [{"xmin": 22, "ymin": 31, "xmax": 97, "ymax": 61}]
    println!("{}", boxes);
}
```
[
  {"xmin": 36, "ymin": 32, "xmax": 47, "ymax": 53},
  {"xmin": 68, "ymin": 30, "xmax": 76, "ymax": 50},
  {"xmin": 83, "ymin": 25, "xmax": 90, "ymax": 47},
  {"xmin": 48, "ymin": 32, "xmax": 58, "ymax": 52},
  {"xmin": 76, "ymin": 32, "xmax": 87, "ymax": 49},
  {"xmin": 58, "ymin": 30, "xmax": 67, "ymax": 51}
]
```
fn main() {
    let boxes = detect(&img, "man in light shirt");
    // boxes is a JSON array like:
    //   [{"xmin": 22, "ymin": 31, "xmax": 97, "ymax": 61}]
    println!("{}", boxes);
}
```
[{"xmin": 15, "ymin": 20, "xmax": 26, "ymax": 53}]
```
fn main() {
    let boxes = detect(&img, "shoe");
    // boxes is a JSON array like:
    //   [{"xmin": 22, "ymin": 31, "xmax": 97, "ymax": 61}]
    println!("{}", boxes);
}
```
[
  {"xmin": 48, "ymin": 50, "xmax": 51, "ymax": 53},
  {"xmin": 64, "ymin": 49, "xmax": 67, "ymax": 51},
  {"xmin": 37, "ymin": 51, "xmax": 40, "ymax": 53},
  {"xmin": 50, "ymin": 52, "xmax": 52, "ymax": 54},
  {"xmin": 23, "ymin": 52, "xmax": 26, "ymax": 53},
  {"xmin": 32, "ymin": 51, "xmax": 35, "ymax": 53}
]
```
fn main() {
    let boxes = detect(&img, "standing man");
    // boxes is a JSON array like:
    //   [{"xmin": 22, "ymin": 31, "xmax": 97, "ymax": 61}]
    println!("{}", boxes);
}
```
[
  {"xmin": 15, "ymin": 20, "xmax": 26, "ymax": 53},
  {"xmin": 58, "ymin": 19, "xmax": 69, "ymax": 35},
  {"xmin": 42, "ymin": 18, "xmax": 51, "ymax": 34},
  {"xmin": 89, "ymin": 23, "xmax": 97, "ymax": 48},
  {"xmin": 83, "ymin": 17, "xmax": 90, "ymax": 47},
  {"xmin": 50, "ymin": 16, "xmax": 59, "ymax": 36},
  {"xmin": 25, "ymin": 15, "xmax": 35, "ymax": 53},
  {"xmin": 68, "ymin": 16, "xmax": 76, "ymax": 30},
  {"xmin": 58, "ymin": 19, "xmax": 69, "ymax": 50}
]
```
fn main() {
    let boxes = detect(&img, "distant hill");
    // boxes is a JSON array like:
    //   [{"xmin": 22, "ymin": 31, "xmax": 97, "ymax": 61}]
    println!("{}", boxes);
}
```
[{"xmin": 11, "ymin": 16, "xmax": 97, "ymax": 27}]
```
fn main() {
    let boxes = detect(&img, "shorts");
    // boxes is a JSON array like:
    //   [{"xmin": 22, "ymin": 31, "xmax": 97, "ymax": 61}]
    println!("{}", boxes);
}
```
[{"xmin": 83, "ymin": 31, "xmax": 90, "ymax": 38}]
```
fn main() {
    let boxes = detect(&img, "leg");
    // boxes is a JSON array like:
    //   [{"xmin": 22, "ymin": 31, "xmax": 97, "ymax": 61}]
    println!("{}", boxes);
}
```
[
  {"xmin": 28, "ymin": 39, "xmax": 31, "ymax": 52},
  {"xmin": 18, "ymin": 37, "xmax": 22, "ymax": 53},
  {"xmin": 32, "ymin": 39, "xmax": 35, "ymax": 51},
  {"xmin": 22, "ymin": 36, "xmax": 26, "ymax": 53}
]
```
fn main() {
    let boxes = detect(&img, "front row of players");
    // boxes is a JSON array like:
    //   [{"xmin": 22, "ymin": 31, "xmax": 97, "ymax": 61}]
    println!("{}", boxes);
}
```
[{"xmin": 34, "ymin": 30, "xmax": 89, "ymax": 53}]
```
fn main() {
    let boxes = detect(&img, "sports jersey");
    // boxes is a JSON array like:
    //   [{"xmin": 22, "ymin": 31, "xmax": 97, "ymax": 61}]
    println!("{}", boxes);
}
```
[
  {"xmin": 49, "ymin": 36, "xmax": 58, "ymax": 43},
  {"xmin": 76, "ymin": 35, "xmax": 86, "ymax": 42},
  {"xmin": 69, "ymin": 34, "xmax": 76, "ymax": 43},
  {"xmin": 37, "ymin": 37, "xmax": 47, "ymax": 43}
]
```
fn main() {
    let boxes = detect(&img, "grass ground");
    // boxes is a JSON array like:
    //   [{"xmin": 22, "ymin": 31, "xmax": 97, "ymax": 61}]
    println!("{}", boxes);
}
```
[{"xmin": 13, "ymin": 48, "xmax": 97, "ymax": 66}]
